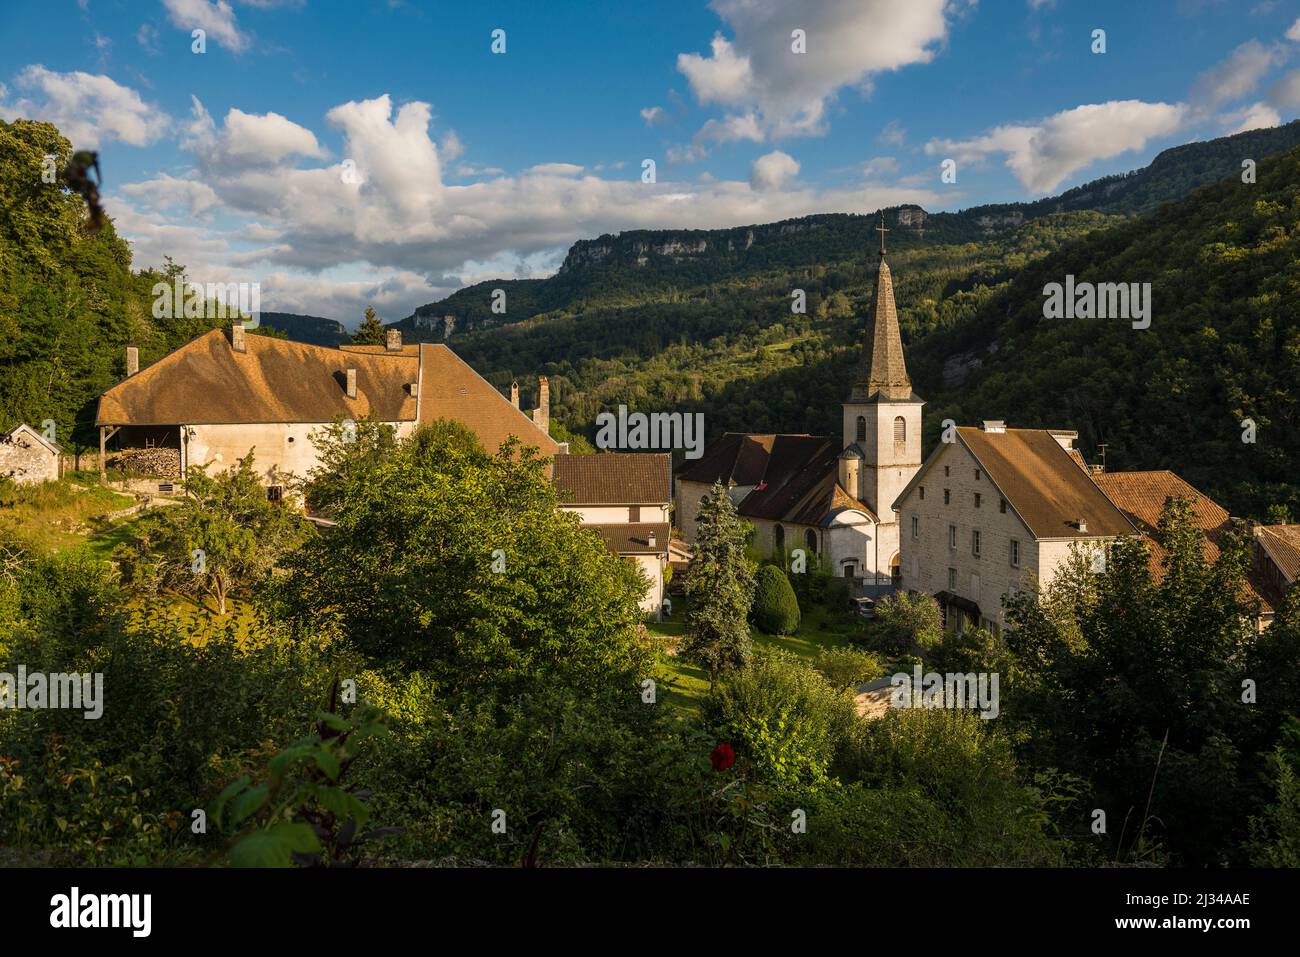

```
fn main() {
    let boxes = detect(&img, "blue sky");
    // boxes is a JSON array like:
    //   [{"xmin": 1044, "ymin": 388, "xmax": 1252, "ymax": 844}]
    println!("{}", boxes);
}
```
[{"xmin": 2, "ymin": 0, "xmax": 1298, "ymax": 324}]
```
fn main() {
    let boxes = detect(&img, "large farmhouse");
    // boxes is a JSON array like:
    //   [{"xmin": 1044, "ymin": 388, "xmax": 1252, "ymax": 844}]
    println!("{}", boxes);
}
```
[{"xmin": 95, "ymin": 323, "xmax": 560, "ymax": 497}]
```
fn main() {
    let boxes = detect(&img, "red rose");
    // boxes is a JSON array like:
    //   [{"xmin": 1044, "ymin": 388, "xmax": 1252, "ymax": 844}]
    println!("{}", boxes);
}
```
[{"xmin": 711, "ymin": 742, "xmax": 735, "ymax": 771}]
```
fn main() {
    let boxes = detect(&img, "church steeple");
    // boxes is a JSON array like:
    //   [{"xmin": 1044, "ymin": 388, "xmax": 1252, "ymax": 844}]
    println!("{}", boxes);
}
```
[{"xmin": 850, "ymin": 217, "xmax": 913, "ymax": 402}]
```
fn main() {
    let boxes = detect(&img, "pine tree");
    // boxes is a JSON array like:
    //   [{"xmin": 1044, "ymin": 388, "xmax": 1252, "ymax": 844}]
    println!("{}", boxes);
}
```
[
  {"xmin": 351, "ymin": 306, "xmax": 386, "ymax": 345},
  {"xmin": 681, "ymin": 481, "xmax": 755, "ymax": 688}
]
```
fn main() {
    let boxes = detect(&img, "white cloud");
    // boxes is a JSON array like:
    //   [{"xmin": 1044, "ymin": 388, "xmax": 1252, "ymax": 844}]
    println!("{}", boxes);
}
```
[
  {"xmin": 1224, "ymin": 100, "xmax": 1281, "ymax": 133},
  {"xmin": 926, "ymin": 100, "xmax": 1187, "ymax": 194},
  {"xmin": 862, "ymin": 156, "xmax": 900, "ymax": 179},
  {"xmin": 675, "ymin": 0, "xmax": 958, "ymax": 142},
  {"xmin": 119, "ymin": 173, "xmax": 220, "ymax": 217},
  {"xmin": 750, "ymin": 150, "xmax": 799, "ymax": 190},
  {"xmin": 1190, "ymin": 40, "xmax": 1282, "ymax": 108},
  {"xmin": 640, "ymin": 105, "xmax": 667, "ymax": 126},
  {"xmin": 137, "ymin": 23, "xmax": 161, "ymax": 55},
  {"xmin": 439, "ymin": 130, "xmax": 465, "ymax": 162},
  {"xmin": 1268, "ymin": 67, "xmax": 1300, "ymax": 110},
  {"xmin": 0, "ymin": 65, "xmax": 169, "ymax": 148},
  {"xmin": 878, "ymin": 120, "xmax": 906, "ymax": 146},
  {"xmin": 1287, "ymin": 17, "xmax": 1300, "ymax": 42},
  {"xmin": 162, "ymin": 0, "xmax": 250, "ymax": 53},
  {"xmin": 111, "ymin": 92, "xmax": 944, "ymax": 319},
  {"xmin": 186, "ymin": 97, "xmax": 327, "ymax": 170}
]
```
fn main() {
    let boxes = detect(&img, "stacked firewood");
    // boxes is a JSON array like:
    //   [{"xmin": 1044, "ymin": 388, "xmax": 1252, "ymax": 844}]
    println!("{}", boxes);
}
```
[{"xmin": 114, "ymin": 448, "xmax": 182, "ymax": 477}]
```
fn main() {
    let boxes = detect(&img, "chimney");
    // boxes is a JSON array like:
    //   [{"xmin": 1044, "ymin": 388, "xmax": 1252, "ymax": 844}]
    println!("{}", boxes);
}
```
[
  {"xmin": 125, "ymin": 345, "xmax": 139, "ymax": 377},
  {"xmin": 981, "ymin": 420, "xmax": 1006, "ymax": 433},
  {"xmin": 647, "ymin": 531, "xmax": 657, "ymax": 549},
  {"xmin": 230, "ymin": 322, "xmax": 246, "ymax": 353},
  {"xmin": 510, "ymin": 380, "xmax": 520, "ymax": 409},
  {"xmin": 532, "ymin": 376, "xmax": 549, "ymax": 433},
  {"xmin": 345, "ymin": 368, "xmax": 357, "ymax": 399},
  {"xmin": 1077, "ymin": 518, "xmax": 1088, "ymax": 533},
  {"xmin": 386, "ymin": 329, "xmax": 402, "ymax": 352},
  {"xmin": 408, "ymin": 381, "xmax": 419, "ymax": 397}
]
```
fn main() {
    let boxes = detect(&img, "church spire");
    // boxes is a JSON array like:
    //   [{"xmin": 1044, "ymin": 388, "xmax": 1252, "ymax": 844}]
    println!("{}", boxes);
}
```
[{"xmin": 850, "ymin": 215, "xmax": 913, "ymax": 402}]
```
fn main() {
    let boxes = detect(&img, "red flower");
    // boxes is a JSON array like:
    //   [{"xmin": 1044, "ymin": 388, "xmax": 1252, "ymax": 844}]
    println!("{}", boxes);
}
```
[{"xmin": 711, "ymin": 742, "xmax": 735, "ymax": 771}]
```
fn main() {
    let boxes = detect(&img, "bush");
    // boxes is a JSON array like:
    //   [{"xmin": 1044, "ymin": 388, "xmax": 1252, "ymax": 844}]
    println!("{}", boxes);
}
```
[
  {"xmin": 751, "ymin": 565, "xmax": 800, "ymax": 635},
  {"xmin": 813, "ymin": 646, "xmax": 886, "ymax": 689},
  {"xmin": 865, "ymin": 591, "xmax": 942, "ymax": 653}
]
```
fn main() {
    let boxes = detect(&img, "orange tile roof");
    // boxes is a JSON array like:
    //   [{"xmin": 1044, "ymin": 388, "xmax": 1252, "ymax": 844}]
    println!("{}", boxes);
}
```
[
  {"xmin": 1256, "ymin": 524, "xmax": 1300, "ymax": 582},
  {"xmin": 339, "ymin": 344, "xmax": 421, "ymax": 356},
  {"xmin": 96, "ymin": 328, "xmax": 418, "ymax": 426}
]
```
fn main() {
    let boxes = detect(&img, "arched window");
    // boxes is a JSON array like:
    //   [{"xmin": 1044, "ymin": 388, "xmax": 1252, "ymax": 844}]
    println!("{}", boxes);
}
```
[
  {"xmin": 805, "ymin": 528, "xmax": 817, "ymax": 554},
  {"xmin": 774, "ymin": 524, "xmax": 785, "ymax": 553},
  {"xmin": 856, "ymin": 416, "xmax": 867, "ymax": 442},
  {"xmin": 893, "ymin": 415, "xmax": 906, "ymax": 451}
]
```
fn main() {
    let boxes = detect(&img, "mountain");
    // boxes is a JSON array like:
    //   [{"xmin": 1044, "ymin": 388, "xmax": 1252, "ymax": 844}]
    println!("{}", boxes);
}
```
[{"xmin": 258, "ymin": 312, "xmax": 347, "ymax": 346}]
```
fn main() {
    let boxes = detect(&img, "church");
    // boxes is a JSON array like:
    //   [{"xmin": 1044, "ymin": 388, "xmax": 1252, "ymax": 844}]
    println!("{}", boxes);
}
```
[{"xmin": 675, "ymin": 223, "xmax": 923, "ymax": 592}]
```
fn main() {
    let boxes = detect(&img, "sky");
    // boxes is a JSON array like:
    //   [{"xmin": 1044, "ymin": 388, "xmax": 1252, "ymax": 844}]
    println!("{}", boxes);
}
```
[{"xmin": 2, "ymin": 0, "xmax": 1299, "ymax": 326}]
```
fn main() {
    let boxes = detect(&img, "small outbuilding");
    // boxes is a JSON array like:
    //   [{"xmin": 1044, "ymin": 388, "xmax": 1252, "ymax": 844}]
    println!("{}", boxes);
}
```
[{"xmin": 0, "ymin": 423, "xmax": 61, "ymax": 484}]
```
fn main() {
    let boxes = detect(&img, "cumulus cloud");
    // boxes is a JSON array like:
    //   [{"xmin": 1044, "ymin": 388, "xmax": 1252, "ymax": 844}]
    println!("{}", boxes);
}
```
[
  {"xmin": 110, "ymin": 92, "xmax": 943, "ymax": 319},
  {"xmin": 186, "ymin": 96, "xmax": 327, "ymax": 170},
  {"xmin": 1190, "ymin": 40, "xmax": 1283, "ymax": 108},
  {"xmin": 119, "ymin": 173, "xmax": 220, "ymax": 217},
  {"xmin": 1224, "ymin": 101, "xmax": 1281, "ymax": 133},
  {"xmin": 163, "ymin": 0, "xmax": 250, "ymax": 53},
  {"xmin": 1287, "ymin": 18, "xmax": 1300, "ymax": 42},
  {"xmin": 0, "ymin": 65, "xmax": 169, "ymax": 147},
  {"xmin": 749, "ymin": 150, "xmax": 799, "ymax": 191},
  {"xmin": 926, "ymin": 100, "xmax": 1187, "ymax": 194}
]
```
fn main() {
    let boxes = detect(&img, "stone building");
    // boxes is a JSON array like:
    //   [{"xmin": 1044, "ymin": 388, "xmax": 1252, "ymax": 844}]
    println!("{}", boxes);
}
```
[{"xmin": 0, "ymin": 423, "xmax": 60, "ymax": 485}]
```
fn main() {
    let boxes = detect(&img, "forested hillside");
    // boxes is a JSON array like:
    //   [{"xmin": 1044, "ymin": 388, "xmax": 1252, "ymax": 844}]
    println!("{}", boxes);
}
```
[{"xmin": 0, "ymin": 119, "xmax": 229, "ymax": 449}]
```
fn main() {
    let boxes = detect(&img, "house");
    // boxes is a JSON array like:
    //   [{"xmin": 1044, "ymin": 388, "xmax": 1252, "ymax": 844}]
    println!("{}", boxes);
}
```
[
  {"xmin": 1254, "ymin": 523, "xmax": 1300, "ymax": 619},
  {"xmin": 0, "ymin": 423, "xmax": 60, "ymax": 484},
  {"xmin": 94, "ymin": 324, "xmax": 559, "ymax": 498},
  {"xmin": 1092, "ymin": 469, "xmax": 1277, "ymax": 630},
  {"xmin": 676, "ymin": 223, "xmax": 922, "ymax": 592},
  {"xmin": 893, "ymin": 421, "xmax": 1135, "ymax": 632},
  {"xmin": 553, "ymin": 452, "xmax": 671, "ymax": 618}
]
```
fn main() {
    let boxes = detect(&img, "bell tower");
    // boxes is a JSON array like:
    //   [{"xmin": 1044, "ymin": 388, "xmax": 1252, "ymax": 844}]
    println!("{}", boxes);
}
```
[{"xmin": 841, "ymin": 216, "xmax": 924, "ymax": 522}]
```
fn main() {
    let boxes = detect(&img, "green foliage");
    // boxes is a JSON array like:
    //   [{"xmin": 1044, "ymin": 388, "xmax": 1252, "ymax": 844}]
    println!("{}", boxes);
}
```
[
  {"xmin": 813, "ymin": 645, "xmax": 886, "ymax": 689},
  {"xmin": 680, "ymin": 482, "xmax": 755, "ymax": 686},
  {"xmin": 350, "ymin": 306, "xmax": 386, "ymax": 345},
  {"xmin": 751, "ymin": 564, "xmax": 800, "ymax": 635},
  {"xmin": 1248, "ymin": 718, "xmax": 1300, "ymax": 867},
  {"xmin": 866, "ymin": 590, "xmax": 943, "ymax": 653}
]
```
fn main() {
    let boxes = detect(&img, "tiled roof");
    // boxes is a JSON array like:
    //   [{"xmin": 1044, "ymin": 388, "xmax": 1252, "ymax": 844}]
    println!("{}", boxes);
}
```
[
  {"xmin": 736, "ymin": 436, "xmax": 878, "ymax": 526},
  {"xmin": 956, "ymin": 427, "xmax": 1134, "ymax": 539},
  {"xmin": 674, "ymin": 432, "xmax": 786, "ymax": 486},
  {"xmin": 553, "ymin": 452, "xmax": 671, "ymax": 505},
  {"xmin": 415, "ymin": 344, "xmax": 560, "ymax": 456},
  {"xmin": 96, "ymin": 328, "xmax": 418, "ymax": 425},
  {"xmin": 1256, "ymin": 524, "xmax": 1300, "ymax": 583},
  {"xmin": 586, "ymin": 522, "xmax": 670, "ymax": 555},
  {"xmin": 339, "ymin": 344, "xmax": 421, "ymax": 356},
  {"xmin": 1093, "ymin": 470, "xmax": 1274, "ymax": 614}
]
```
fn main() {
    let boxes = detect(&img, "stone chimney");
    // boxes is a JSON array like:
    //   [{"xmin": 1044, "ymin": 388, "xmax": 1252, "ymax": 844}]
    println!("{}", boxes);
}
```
[
  {"xmin": 1077, "ymin": 518, "xmax": 1088, "ymax": 533},
  {"xmin": 125, "ymin": 345, "xmax": 139, "ymax": 377},
  {"xmin": 510, "ymin": 380, "xmax": 520, "ymax": 409},
  {"xmin": 230, "ymin": 322, "xmax": 246, "ymax": 353},
  {"xmin": 345, "ymin": 368, "xmax": 357, "ymax": 399},
  {"xmin": 981, "ymin": 420, "xmax": 1006, "ymax": 433},
  {"xmin": 531, "ymin": 376, "xmax": 549, "ymax": 433},
  {"xmin": 386, "ymin": 329, "xmax": 402, "ymax": 352},
  {"xmin": 647, "ymin": 530, "xmax": 657, "ymax": 549}
]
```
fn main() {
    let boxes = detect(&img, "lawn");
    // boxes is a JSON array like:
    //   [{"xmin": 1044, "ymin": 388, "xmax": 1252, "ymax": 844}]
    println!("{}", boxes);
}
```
[
  {"xmin": 647, "ymin": 590, "xmax": 864, "ymax": 715},
  {"xmin": 0, "ymin": 474, "xmax": 135, "ymax": 554}
]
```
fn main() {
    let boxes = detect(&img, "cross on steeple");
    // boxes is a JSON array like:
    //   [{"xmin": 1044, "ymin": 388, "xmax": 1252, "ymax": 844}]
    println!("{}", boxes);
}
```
[{"xmin": 876, "ymin": 217, "xmax": 889, "ymax": 258}]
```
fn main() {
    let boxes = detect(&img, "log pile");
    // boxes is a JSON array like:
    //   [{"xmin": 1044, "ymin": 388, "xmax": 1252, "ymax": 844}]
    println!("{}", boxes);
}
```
[{"xmin": 113, "ymin": 447, "xmax": 181, "ymax": 478}]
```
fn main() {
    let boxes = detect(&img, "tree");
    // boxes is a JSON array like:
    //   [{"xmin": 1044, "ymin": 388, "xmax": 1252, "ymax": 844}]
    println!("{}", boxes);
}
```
[
  {"xmin": 351, "ymin": 306, "xmax": 386, "ymax": 345},
  {"xmin": 867, "ymin": 590, "xmax": 942, "ymax": 653},
  {"xmin": 120, "ymin": 452, "xmax": 311, "ymax": 614},
  {"xmin": 680, "ymin": 481, "xmax": 755, "ymax": 688},
  {"xmin": 751, "ymin": 564, "xmax": 800, "ymax": 635}
]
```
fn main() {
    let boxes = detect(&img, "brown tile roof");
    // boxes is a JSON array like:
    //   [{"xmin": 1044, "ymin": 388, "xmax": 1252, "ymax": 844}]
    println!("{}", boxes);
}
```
[
  {"xmin": 1093, "ymin": 470, "xmax": 1274, "ymax": 614},
  {"xmin": 586, "ymin": 522, "xmax": 670, "ymax": 556},
  {"xmin": 339, "ymin": 344, "xmax": 421, "ymax": 356},
  {"xmin": 415, "ymin": 344, "xmax": 559, "ymax": 456},
  {"xmin": 736, "ymin": 436, "xmax": 878, "ymax": 526},
  {"xmin": 1256, "ymin": 524, "xmax": 1300, "ymax": 583},
  {"xmin": 674, "ymin": 432, "xmax": 789, "ymax": 486},
  {"xmin": 96, "ymin": 328, "xmax": 418, "ymax": 426},
  {"xmin": 956, "ymin": 427, "xmax": 1134, "ymax": 539},
  {"xmin": 553, "ymin": 453, "xmax": 670, "ymax": 504}
]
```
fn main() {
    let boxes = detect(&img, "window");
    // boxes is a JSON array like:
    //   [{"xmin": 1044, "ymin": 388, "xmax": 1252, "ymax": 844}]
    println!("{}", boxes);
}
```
[
  {"xmin": 948, "ymin": 524, "xmax": 957, "ymax": 549},
  {"xmin": 974, "ymin": 493, "xmax": 982, "ymax": 508},
  {"xmin": 972, "ymin": 529, "xmax": 982, "ymax": 558},
  {"xmin": 944, "ymin": 465, "xmax": 950, "ymax": 476},
  {"xmin": 267, "ymin": 485, "xmax": 283, "ymax": 504},
  {"xmin": 943, "ymin": 489, "xmax": 951, "ymax": 505},
  {"xmin": 774, "ymin": 524, "xmax": 785, "ymax": 552},
  {"xmin": 919, "ymin": 486, "xmax": 925, "ymax": 500},
  {"xmin": 948, "ymin": 567, "xmax": 957, "ymax": 591},
  {"xmin": 629, "ymin": 505, "xmax": 640, "ymax": 522},
  {"xmin": 1010, "ymin": 538, "xmax": 1020, "ymax": 567},
  {"xmin": 910, "ymin": 515, "xmax": 919, "ymax": 539},
  {"xmin": 805, "ymin": 528, "xmax": 817, "ymax": 554},
  {"xmin": 975, "ymin": 469, "xmax": 981, "ymax": 481},
  {"xmin": 999, "ymin": 498, "xmax": 1007, "ymax": 513},
  {"xmin": 856, "ymin": 416, "xmax": 867, "ymax": 442},
  {"xmin": 893, "ymin": 416, "xmax": 906, "ymax": 451}
]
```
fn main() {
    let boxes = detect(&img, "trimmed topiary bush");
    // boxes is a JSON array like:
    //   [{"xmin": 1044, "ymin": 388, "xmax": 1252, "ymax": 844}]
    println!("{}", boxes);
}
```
[{"xmin": 751, "ymin": 564, "xmax": 801, "ymax": 635}]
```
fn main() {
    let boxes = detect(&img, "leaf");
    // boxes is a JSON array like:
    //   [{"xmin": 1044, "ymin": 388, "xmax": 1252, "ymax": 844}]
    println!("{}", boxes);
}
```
[
  {"xmin": 229, "ymin": 822, "xmax": 320, "ymax": 868},
  {"xmin": 228, "ymin": 783, "xmax": 269, "ymax": 827}
]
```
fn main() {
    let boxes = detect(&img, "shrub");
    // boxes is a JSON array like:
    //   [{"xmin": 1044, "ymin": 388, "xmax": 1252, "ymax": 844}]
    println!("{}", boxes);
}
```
[
  {"xmin": 865, "ymin": 591, "xmax": 942, "ymax": 653},
  {"xmin": 751, "ymin": 564, "xmax": 800, "ymax": 635},
  {"xmin": 813, "ymin": 646, "xmax": 886, "ymax": 689}
]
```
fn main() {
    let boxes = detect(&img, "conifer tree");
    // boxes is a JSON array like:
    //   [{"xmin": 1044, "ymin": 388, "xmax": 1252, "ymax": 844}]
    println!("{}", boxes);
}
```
[
  {"xmin": 681, "ymin": 481, "xmax": 755, "ymax": 688},
  {"xmin": 351, "ymin": 306, "xmax": 386, "ymax": 345}
]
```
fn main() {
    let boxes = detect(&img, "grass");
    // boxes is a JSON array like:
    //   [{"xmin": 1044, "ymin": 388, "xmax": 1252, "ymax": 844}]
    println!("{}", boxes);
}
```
[
  {"xmin": 0, "ymin": 475, "xmax": 135, "ymax": 554},
  {"xmin": 648, "ymin": 589, "xmax": 864, "ymax": 715}
]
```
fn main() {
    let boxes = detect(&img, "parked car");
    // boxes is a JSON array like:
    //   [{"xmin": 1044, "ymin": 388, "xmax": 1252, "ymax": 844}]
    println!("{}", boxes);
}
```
[{"xmin": 850, "ymin": 596, "xmax": 877, "ymax": 621}]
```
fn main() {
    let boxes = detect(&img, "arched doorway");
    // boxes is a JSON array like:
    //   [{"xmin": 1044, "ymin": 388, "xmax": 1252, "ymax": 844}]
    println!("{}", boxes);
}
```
[{"xmin": 890, "ymin": 553, "xmax": 902, "ymax": 589}]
